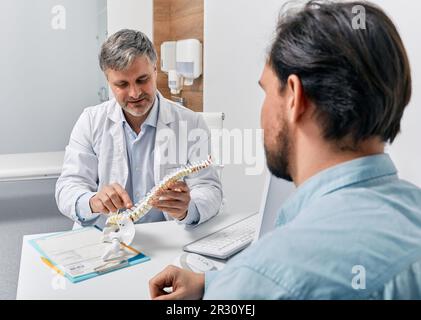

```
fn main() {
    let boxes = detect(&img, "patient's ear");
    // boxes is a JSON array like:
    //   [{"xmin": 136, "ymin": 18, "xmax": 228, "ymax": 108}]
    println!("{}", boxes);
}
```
[{"xmin": 286, "ymin": 75, "xmax": 307, "ymax": 124}]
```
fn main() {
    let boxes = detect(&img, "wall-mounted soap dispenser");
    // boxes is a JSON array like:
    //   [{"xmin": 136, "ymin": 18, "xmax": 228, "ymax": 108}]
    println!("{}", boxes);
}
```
[{"xmin": 160, "ymin": 39, "xmax": 203, "ymax": 94}]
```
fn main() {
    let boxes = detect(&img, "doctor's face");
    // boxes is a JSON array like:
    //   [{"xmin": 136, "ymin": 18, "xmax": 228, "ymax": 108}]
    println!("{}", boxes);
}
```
[
  {"xmin": 106, "ymin": 55, "xmax": 158, "ymax": 118},
  {"xmin": 259, "ymin": 64, "xmax": 293, "ymax": 182}
]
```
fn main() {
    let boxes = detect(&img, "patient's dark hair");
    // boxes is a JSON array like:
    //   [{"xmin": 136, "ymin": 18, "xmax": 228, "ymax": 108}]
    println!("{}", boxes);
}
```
[{"xmin": 269, "ymin": 0, "xmax": 412, "ymax": 146}]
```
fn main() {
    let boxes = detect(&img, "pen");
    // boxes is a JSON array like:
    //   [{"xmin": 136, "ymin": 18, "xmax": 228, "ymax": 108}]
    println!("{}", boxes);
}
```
[
  {"xmin": 121, "ymin": 242, "xmax": 141, "ymax": 255},
  {"xmin": 41, "ymin": 257, "xmax": 64, "ymax": 276}
]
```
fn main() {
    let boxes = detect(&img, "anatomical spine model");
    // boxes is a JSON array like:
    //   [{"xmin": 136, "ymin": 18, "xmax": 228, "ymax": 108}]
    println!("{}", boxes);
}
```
[{"xmin": 101, "ymin": 156, "xmax": 213, "ymax": 261}]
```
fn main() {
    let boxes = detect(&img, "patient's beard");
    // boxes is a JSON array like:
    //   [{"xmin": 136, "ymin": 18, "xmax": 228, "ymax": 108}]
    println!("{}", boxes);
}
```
[{"xmin": 264, "ymin": 118, "xmax": 293, "ymax": 182}]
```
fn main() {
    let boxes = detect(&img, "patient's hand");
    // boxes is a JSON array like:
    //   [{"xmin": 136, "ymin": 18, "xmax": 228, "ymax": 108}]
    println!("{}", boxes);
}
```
[
  {"xmin": 150, "ymin": 181, "xmax": 191, "ymax": 221},
  {"xmin": 89, "ymin": 183, "xmax": 133, "ymax": 214},
  {"xmin": 149, "ymin": 265, "xmax": 205, "ymax": 300}
]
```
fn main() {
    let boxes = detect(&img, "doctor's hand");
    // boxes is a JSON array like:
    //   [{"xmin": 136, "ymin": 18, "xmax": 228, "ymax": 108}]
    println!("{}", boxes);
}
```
[
  {"xmin": 150, "ymin": 181, "xmax": 191, "ymax": 221},
  {"xmin": 89, "ymin": 183, "xmax": 133, "ymax": 214},
  {"xmin": 149, "ymin": 265, "xmax": 205, "ymax": 300}
]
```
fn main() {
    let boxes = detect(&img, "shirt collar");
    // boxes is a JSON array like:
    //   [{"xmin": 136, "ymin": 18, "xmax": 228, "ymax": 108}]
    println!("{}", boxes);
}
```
[
  {"xmin": 277, "ymin": 153, "xmax": 398, "ymax": 225},
  {"xmin": 143, "ymin": 94, "xmax": 159, "ymax": 128}
]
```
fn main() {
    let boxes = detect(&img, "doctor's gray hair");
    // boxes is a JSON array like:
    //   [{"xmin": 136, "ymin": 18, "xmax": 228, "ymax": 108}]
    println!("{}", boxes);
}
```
[{"xmin": 99, "ymin": 29, "xmax": 157, "ymax": 72}]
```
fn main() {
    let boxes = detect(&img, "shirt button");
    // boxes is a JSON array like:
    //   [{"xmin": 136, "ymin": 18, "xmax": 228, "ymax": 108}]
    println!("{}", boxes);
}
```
[
  {"xmin": 135, "ymin": 167, "xmax": 140, "ymax": 171},
  {"xmin": 135, "ymin": 192, "xmax": 140, "ymax": 198}
]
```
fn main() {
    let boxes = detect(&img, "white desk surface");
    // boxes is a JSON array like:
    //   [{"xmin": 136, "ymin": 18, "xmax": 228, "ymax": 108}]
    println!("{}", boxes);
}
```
[{"xmin": 17, "ymin": 210, "xmax": 255, "ymax": 300}]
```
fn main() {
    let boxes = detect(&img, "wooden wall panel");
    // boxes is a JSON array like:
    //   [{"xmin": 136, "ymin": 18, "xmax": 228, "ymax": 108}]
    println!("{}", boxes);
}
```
[
  {"xmin": 153, "ymin": 0, "xmax": 172, "ymax": 100},
  {"xmin": 153, "ymin": 0, "xmax": 204, "ymax": 111}
]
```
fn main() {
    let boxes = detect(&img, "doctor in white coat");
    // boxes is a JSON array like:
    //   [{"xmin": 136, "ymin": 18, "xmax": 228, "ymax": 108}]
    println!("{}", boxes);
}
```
[{"xmin": 55, "ymin": 29, "xmax": 222, "ymax": 228}]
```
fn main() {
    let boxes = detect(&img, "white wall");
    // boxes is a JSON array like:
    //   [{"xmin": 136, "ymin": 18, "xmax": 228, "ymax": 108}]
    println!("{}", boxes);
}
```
[
  {"xmin": 0, "ymin": 0, "xmax": 106, "ymax": 155},
  {"xmin": 375, "ymin": 0, "xmax": 421, "ymax": 187},
  {"xmin": 107, "ymin": 0, "xmax": 153, "ymax": 38},
  {"xmin": 204, "ymin": 0, "xmax": 284, "ymax": 213},
  {"xmin": 204, "ymin": 0, "xmax": 421, "ymax": 216}
]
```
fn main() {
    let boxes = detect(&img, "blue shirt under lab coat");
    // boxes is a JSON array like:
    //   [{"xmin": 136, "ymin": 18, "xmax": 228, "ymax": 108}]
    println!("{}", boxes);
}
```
[{"xmin": 204, "ymin": 154, "xmax": 421, "ymax": 299}]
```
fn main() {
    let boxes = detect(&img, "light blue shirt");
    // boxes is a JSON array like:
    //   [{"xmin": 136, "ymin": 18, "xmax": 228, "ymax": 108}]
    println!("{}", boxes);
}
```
[
  {"xmin": 75, "ymin": 94, "xmax": 199, "ymax": 225},
  {"xmin": 204, "ymin": 154, "xmax": 421, "ymax": 299},
  {"xmin": 122, "ymin": 95, "xmax": 163, "ymax": 223}
]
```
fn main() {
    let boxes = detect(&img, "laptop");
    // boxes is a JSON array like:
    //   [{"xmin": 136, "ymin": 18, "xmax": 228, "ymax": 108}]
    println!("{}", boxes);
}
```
[{"xmin": 183, "ymin": 171, "xmax": 295, "ymax": 259}]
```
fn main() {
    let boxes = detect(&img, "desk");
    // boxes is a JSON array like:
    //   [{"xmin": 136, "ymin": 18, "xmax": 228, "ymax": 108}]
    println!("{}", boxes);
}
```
[{"xmin": 16, "ymin": 210, "xmax": 255, "ymax": 300}]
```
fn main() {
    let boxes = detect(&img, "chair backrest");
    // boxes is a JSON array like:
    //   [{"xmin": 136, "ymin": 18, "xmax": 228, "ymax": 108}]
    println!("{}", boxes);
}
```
[
  {"xmin": 198, "ymin": 112, "xmax": 226, "ymax": 214},
  {"xmin": 197, "ymin": 112, "xmax": 225, "ymax": 170}
]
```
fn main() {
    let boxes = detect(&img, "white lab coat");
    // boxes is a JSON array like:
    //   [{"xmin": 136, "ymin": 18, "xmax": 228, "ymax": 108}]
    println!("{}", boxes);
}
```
[{"xmin": 55, "ymin": 92, "xmax": 222, "ymax": 226}]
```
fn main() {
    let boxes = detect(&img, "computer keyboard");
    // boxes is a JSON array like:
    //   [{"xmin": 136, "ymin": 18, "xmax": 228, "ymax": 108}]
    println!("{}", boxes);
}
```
[{"xmin": 183, "ymin": 213, "xmax": 259, "ymax": 260}]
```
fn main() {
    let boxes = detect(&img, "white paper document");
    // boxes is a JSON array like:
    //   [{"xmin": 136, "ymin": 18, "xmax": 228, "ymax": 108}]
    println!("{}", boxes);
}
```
[{"xmin": 32, "ymin": 227, "xmax": 138, "ymax": 278}]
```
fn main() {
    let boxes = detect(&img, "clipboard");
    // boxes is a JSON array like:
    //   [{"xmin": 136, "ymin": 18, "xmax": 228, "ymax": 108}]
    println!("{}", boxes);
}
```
[{"xmin": 29, "ymin": 226, "xmax": 150, "ymax": 283}]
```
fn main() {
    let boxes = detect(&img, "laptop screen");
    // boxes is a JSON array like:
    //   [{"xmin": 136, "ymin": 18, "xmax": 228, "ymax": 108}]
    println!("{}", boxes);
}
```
[{"xmin": 254, "ymin": 171, "xmax": 295, "ymax": 241}]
